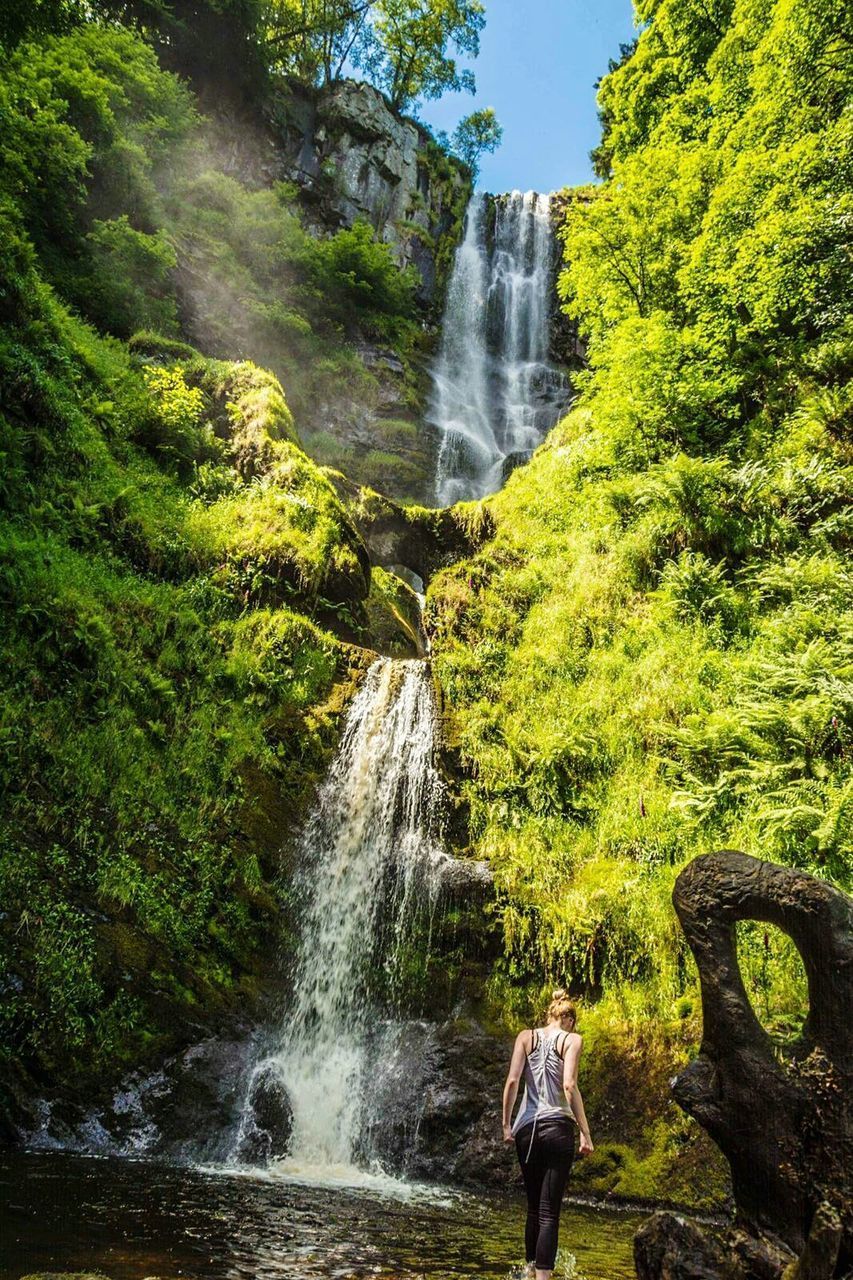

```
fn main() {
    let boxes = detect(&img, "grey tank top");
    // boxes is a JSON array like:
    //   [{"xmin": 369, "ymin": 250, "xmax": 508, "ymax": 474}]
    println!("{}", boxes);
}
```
[{"xmin": 511, "ymin": 1027, "xmax": 576, "ymax": 1138}]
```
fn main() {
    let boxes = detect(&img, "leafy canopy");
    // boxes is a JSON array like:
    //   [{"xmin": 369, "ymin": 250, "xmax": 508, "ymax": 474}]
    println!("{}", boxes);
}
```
[
  {"xmin": 451, "ymin": 107, "xmax": 503, "ymax": 179},
  {"xmin": 357, "ymin": 0, "xmax": 485, "ymax": 111}
]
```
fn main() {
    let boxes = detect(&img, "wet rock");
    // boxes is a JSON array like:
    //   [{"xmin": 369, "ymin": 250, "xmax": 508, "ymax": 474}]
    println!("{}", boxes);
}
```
[
  {"xmin": 499, "ymin": 450, "xmax": 531, "ymax": 483},
  {"xmin": 365, "ymin": 566, "xmax": 424, "ymax": 658},
  {"xmin": 634, "ymin": 1205, "xmax": 844, "ymax": 1280},
  {"xmin": 729, "ymin": 1229, "xmax": 796, "ymax": 1280},
  {"xmin": 780, "ymin": 1203, "xmax": 842, "ymax": 1280},
  {"xmin": 20, "ymin": 1034, "xmax": 263, "ymax": 1163},
  {"xmin": 634, "ymin": 1212, "xmax": 733, "ymax": 1280},
  {"xmin": 436, "ymin": 856, "xmax": 492, "ymax": 897},
  {"xmin": 407, "ymin": 1020, "xmax": 517, "ymax": 1188},
  {"xmin": 670, "ymin": 851, "xmax": 852, "ymax": 1262},
  {"xmin": 233, "ymin": 1061, "xmax": 293, "ymax": 1163}
]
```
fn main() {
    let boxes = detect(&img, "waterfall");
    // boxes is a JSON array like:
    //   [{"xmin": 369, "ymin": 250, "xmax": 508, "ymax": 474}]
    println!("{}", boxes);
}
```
[
  {"xmin": 429, "ymin": 189, "xmax": 569, "ymax": 507},
  {"xmin": 232, "ymin": 658, "xmax": 448, "ymax": 1183}
]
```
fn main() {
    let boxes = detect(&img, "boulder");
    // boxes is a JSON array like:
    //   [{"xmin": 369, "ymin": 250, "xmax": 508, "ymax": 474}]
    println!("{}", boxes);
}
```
[
  {"xmin": 634, "ymin": 851, "xmax": 852, "ymax": 1280},
  {"xmin": 634, "ymin": 1213, "xmax": 733, "ymax": 1280},
  {"xmin": 670, "ymin": 852, "xmax": 852, "ymax": 1263}
]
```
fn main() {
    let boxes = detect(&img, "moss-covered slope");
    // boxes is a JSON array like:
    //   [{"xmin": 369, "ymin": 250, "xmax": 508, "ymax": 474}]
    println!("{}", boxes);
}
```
[
  {"xmin": 0, "ymin": 209, "xmax": 387, "ymax": 1123},
  {"xmin": 426, "ymin": 0, "xmax": 852, "ymax": 1206},
  {"xmin": 0, "ymin": 17, "xmax": 469, "ymax": 1126}
]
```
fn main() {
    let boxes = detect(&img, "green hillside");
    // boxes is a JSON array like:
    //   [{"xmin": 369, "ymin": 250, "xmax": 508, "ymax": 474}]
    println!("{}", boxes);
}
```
[{"xmin": 427, "ymin": 0, "xmax": 852, "ymax": 1203}]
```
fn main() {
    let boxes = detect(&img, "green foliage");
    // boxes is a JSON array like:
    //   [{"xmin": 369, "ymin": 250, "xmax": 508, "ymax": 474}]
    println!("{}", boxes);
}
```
[
  {"xmin": 264, "ymin": 0, "xmax": 376, "ymax": 85},
  {"xmin": 307, "ymin": 220, "xmax": 418, "ymax": 339},
  {"xmin": 0, "ymin": 0, "xmax": 86, "ymax": 49},
  {"xmin": 450, "ymin": 106, "xmax": 503, "ymax": 180},
  {"xmin": 0, "ymin": 22, "xmax": 431, "ymax": 497},
  {"xmin": 0, "ymin": 25, "xmax": 196, "ymax": 314},
  {"xmin": 358, "ymin": 0, "xmax": 485, "ymax": 111},
  {"xmin": 429, "ymin": 0, "xmax": 852, "ymax": 1204},
  {"xmin": 85, "ymin": 217, "xmax": 178, "ymax": 337},
  {"xmin": 139, "ymin": 363, "xmax": 214, "ymax": 473},
  {"xmin": 0, "ymin": 237, "xmax": 366, "ymax": 1077}
]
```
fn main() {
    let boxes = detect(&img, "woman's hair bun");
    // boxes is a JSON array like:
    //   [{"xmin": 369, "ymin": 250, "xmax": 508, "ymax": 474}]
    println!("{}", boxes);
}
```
[{"xmin": 547, "ymin": 988, "xmax": 577, "ymax": 1023}]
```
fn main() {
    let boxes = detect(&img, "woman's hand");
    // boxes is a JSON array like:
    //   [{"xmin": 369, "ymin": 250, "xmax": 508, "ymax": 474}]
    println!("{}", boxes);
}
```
[
  {"xmin": 578, "ymin": 1133, "xmax": 594, "ymax": 1158},
  {"xmin": 503, "ymin": 1122, "xmax": 514, "ymax": 1143}
]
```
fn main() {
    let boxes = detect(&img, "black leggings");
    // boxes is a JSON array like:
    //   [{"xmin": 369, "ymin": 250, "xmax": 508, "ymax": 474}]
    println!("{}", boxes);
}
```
[{"xmin": 515, "ymin": 1117, "xmax": 575, "ymax": 1270}]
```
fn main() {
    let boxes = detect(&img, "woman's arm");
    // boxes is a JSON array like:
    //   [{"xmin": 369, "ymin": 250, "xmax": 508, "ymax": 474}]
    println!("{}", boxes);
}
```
[
  {"xmin": 570, "ymin": 1084, "xmax": 594, "ymax": 1156},
  {"xmin": 501, "ymin": 1030, "xmax": 529, "ymax": 1142},
  {"xmin": 562, "ymin": 1033, "xmax": 594, "ymax": 1156}
]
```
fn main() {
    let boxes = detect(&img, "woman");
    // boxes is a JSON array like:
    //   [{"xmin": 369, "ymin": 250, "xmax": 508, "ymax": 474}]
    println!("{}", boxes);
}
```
[{"xmin": 502, "ymin": 990, "xmax": 594, "ymax": 1280}]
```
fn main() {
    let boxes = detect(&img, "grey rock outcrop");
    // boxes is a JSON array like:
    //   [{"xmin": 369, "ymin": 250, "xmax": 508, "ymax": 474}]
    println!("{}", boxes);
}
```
[{"xmin": 269, "ymin": 78, "xmax": 470, "ymax": 305}]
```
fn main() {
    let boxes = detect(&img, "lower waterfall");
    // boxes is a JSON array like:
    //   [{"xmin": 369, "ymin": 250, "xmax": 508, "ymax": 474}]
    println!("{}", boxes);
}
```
[{"xmin": 232, "ymin": 657, "xmax": 449, "ymax": 1183}]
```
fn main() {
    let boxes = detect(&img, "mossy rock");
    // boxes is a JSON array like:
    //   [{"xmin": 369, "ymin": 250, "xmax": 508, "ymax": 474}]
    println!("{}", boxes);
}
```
[
  {"xmin": 328, "ymin": 473, "xmax": 495, "ymax": 585},
  {"xmin": 364, "ymin": 565, "xmax": 423, "ymax": 657},
  {"xmin": 571, "ymin": 1141, "xmax": 634, "ymax": 1194},
  {"xmin": 94, "ymin": 922, "xmax": 156, "ymax": 977},
  {"xmin": 129, "ymin": 330, "xmax": 201, "ymax": 361}
]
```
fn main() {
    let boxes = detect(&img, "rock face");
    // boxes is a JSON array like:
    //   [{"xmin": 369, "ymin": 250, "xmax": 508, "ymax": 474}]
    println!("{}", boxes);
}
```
[
  {"xmin": 634, "ymin": 850, "xmax": 852, "ymax": 1280},
  {"xmin": 267, "ymin": 78, "xmax": 470, "ymax": 306},
  {"xmin": 410, "ymin": 1019, "xmax": 518, "ymax": 1187},
  {"xmin": 215, "ymin": 78, "xmax": 470, "ymax": 308},
  {"xmin": 180, "ymin": 80, "xmax": 473, "ymax": 504},
  {"xmin": 266, "ymin": 79, "xmax": 471, "ymax": 503},
  {"xmin": 362, "ymin": 1016, "xmax": 519, "ymax": 1189}
]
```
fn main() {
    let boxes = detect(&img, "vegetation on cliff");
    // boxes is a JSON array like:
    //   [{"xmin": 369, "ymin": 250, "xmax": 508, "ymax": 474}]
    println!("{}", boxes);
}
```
[
  {"xmin": 427, "ymin": 0, "xmax": 852, "ymax": 1204},
  {"xmin": 2, "ymin": 0, "xmax": 850, "ymax": 1221},
  {"xmin": 0, "ymin": 14, "xmax": 444, "ymax": 1110}
]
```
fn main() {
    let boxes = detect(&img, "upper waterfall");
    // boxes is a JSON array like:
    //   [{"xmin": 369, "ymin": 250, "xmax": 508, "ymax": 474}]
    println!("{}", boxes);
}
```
[{"xmin": 429, "ymin": 190, "xmax": 569, "ymax": 507}]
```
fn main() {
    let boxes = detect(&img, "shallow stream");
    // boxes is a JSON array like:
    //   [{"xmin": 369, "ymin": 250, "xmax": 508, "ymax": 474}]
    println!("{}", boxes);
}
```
[{"xmin": 1, "ymin": 1152, "xmax": 641, "ymax": 1280}]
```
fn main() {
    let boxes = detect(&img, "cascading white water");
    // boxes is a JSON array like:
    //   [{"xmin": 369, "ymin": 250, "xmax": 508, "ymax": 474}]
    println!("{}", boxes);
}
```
[
  {"xmin": 233, "ymin": 657, "xmax": 448, "ymax": 1184},
  {"xmin": 429, "ymin": 189, "xmax": 569, "ymax": 506}
]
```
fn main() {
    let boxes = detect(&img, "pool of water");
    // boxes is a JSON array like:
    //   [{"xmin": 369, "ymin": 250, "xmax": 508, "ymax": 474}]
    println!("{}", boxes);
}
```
[{"xmin": 0, "ymin": 1151, "xmax": 643, "ymax": 1280}]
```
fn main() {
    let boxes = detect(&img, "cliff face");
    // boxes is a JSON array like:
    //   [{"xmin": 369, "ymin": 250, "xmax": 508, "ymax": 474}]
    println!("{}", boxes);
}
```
[
  {"xmin": 189, "ymin": 77, "xmax": 472, "ymax": 504},
  {"xmin": 272, "ymin": 79, "xmax": 469, "ymax": 306}
]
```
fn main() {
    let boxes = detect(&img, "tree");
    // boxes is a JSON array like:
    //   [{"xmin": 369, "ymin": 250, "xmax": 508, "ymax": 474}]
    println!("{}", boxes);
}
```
[
  {"xmin": 451, "ymin": 106, "xmax": 502, "ymax": 179},
  {"xmin": 0, "ymin": 0, "xmax": 93, "ymax": 48},
  {"xmin": 264, "ymin": 0, "xmax": 375, "ymax": 85},
  {"xmin": 360, "ymin": 0, "xmax": 485, "ymax": 112}
]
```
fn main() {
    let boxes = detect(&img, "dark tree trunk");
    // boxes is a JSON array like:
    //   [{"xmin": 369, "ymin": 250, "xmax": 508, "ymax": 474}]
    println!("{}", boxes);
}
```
[{"xmin": 669, "ymin": 851, "xmax": 852, "ymax": 1272}]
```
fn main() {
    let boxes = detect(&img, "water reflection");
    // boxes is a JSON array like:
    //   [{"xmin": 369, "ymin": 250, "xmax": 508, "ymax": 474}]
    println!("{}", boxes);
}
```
[{"xmin": 1, "ymin": 1152, "xmax": 641, "ymax": 1280}]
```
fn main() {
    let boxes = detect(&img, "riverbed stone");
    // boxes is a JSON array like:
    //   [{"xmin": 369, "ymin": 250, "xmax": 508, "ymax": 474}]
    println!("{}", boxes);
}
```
[{"xmin": 634, "ymin": 1212, "xmax": 734, "ymax": 1280}]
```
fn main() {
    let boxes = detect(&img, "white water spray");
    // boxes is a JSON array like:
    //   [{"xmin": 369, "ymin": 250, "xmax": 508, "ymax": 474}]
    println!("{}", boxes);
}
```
[
  {"xmin": 233, "ymin": 658, "xmax": 448, "ymax": 1183},
  {"xmin": 430, "ymin": 190, "xmax": 569, "ymax": 506}
]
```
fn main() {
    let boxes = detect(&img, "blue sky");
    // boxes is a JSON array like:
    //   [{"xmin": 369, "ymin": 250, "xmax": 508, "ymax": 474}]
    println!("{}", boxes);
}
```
[{"xmin": 417, "ymin": 0, "xmax": 637, "ymax": 194}]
